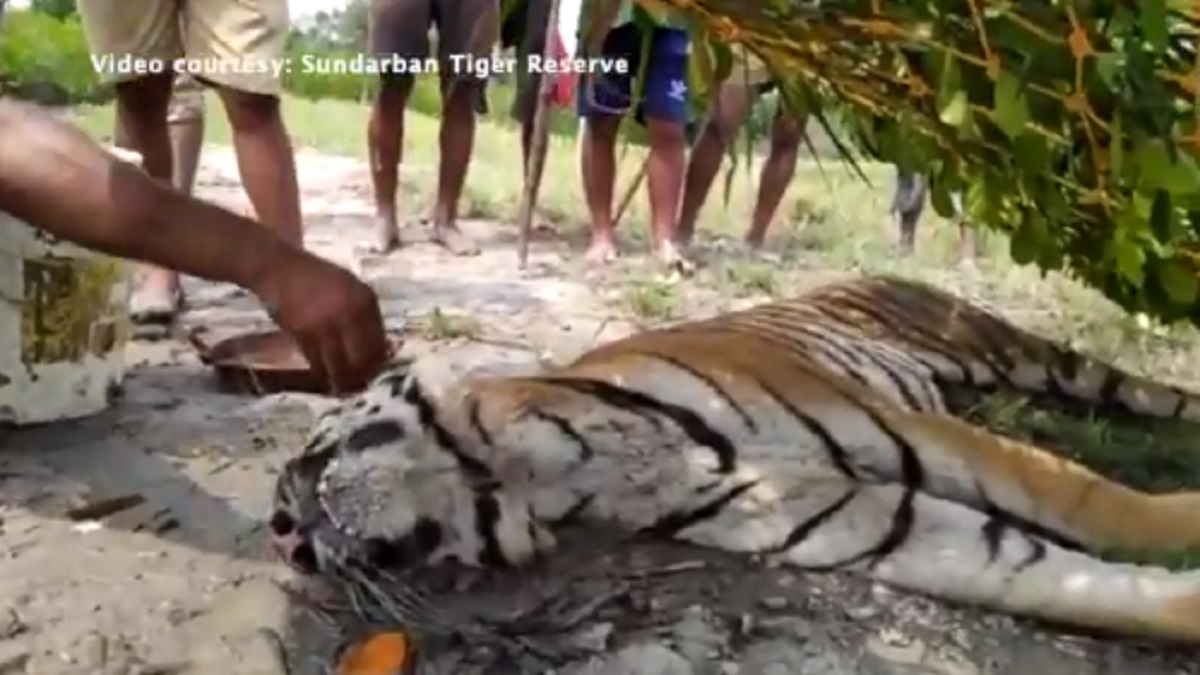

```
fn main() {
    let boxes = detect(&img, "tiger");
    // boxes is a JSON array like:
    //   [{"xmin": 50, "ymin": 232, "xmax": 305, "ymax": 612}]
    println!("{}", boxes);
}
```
[{"xmin": 268, "ymin": 273, "xmax": 1200, "ymax": 643}]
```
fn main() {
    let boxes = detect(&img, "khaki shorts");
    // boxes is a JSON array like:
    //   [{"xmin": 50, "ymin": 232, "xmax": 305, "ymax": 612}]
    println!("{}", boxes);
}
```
[
  {"xmin": 78, "ymin": 0, "xmax": 287, "ymax": 96},
  {"xmin": 167, "ymin": 73, "xmax": 206, "ymax": 124}
]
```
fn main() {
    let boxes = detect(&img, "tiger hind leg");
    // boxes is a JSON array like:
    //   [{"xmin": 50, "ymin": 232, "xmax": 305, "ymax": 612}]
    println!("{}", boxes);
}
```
[
  {"xmin": 856, "ymin": 405, "xmax": 1200, "ymax": 553},
  {"xmin": 681, "ymin": 480, "xmax": 1200, "ymax": 641},
  {"xmin": 837, "ymin": 486, "xmax": 1200, "ymax": 641}
]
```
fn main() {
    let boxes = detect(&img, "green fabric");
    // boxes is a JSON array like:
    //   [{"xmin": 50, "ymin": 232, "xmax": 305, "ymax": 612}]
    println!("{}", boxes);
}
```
[
  {"xmin": 613, "ymin": 0, "xmax": 688, "ymax": 31},
  {"xmin": 614, "ymin": 0, "xmax": 635, "ymax": 25}
]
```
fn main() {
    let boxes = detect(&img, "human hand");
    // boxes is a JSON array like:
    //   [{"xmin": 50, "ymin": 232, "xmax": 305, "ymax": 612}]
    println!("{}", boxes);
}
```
[{"xmin": 250, "ymin": 248, "xmax": 389, "ymax": 395}]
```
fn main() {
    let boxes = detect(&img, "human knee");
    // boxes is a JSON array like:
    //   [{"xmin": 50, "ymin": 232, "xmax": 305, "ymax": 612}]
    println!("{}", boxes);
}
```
[
  {"xmin": 646, "ymin": 117, "xmax": 686, "ymax": 152},
  {"xmin": 441, "ymin": 78, "xmax": 485, "ymax": 119},
  {"xmin": 770, "ymin": 115, "xmax": 803, "ymax": 155},
  {"xmin": 586, "ymin": 115, "xmax": 621, "ymax": 144},
  {"xmin": 700, "ymin": 114, "xmax": 739, "ymax": 148},
  {"xmin": 217, "ymin": 88, "xmax": 282, "ymax": 133},
  {"xmin": 115, "ymin": 74, "xmax": 175, "ymax": 127},
  {"xmin": 509, "ymin": 74, "xmax": 542, "ymax": 126},
  {"xmin": 374, "ymin": 75, "xmax": 414, "ymax": 111}
]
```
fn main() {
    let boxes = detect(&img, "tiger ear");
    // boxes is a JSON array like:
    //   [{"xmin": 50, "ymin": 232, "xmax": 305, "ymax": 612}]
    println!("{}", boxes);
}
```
[{"xmin": 368, "ymin": 356, "xmax": 416, "ymax": 392}]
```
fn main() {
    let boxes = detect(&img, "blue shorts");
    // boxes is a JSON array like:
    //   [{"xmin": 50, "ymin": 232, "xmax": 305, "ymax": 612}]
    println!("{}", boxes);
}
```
[{"xmin": 576, "ymin": 23, "xmax": 690, "ymax": 126}]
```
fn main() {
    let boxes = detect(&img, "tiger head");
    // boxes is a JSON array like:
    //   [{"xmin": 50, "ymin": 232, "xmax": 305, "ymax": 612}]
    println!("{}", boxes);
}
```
[{"xmin": 267, "ymin": 358, "xmax": 554, "ymax": 576}]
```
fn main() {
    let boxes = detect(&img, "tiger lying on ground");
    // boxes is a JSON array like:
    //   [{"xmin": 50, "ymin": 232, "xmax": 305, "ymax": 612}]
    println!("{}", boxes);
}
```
[{"xmin": 269, "ymin": 274, "xmax": 1200, "ymax": 642}]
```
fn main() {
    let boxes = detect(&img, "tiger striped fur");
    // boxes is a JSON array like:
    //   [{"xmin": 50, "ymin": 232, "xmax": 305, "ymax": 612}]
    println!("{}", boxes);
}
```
[{"xmin": 269, "ymin": 274, "xmax": 1200, "ymax": 642}]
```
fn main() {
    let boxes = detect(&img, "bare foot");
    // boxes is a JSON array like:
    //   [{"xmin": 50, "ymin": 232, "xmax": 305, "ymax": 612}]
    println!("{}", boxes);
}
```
[
  {"xmin": 584, "ymin": 237, "xmax": 618, "ymax": 264},
  {"xmin": 432, "ymin": 225, "xmax": 480, "ymax": 256},
  {"xmin": 655, "ymin": 240, "xmax": 696, "ymax": 277},
  {"xmin": 958, "ymin": 242, "xmax": 981, "ymax": 266},
  {"xmin": 369, "ymin": 215, "xmax": 402, "ymax": 254},
  {"xmin": 129, "ymin": 281, "xmax": 182, "ymax": 326}
]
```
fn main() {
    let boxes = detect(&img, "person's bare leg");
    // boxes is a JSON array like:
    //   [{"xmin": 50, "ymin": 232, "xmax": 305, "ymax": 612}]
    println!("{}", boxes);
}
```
[
  {"xmin": 213, "ymin": 86, "xmax": 303, "ymax": 248},
  {"xmin": 115, "ymin": 110, "xmax": 203, "ymax": 197},
  {"xmin": 676, "ymin": 83, "xmax": 754, "ymax": 247},
  {"xmin": 580, "ymin": 114, "xmax": 622, "ymax": 262},
  {"xmin": 113, "ymin": 73, "xmax": 178, "ymax": 322},
  {"xmin": 745, "ymin": 108, "xmax": 802, "ymax": 250},
  {"xmin": 367, "ymin": 76, "xmax": 413, "ymax": 253},
  {"xmin": 892, "ymin": 172, "xmax": 925, "ymax": 256},
  {"xmin": 897, "ymin": 212, "xmax": 918, "ymax": 256},
  {"xmin": 643, "ymin": 117, "xmax": 687, "ymax": 263},
  {"xmin": 958, "ymin": 221, "xmax": 981, "ymax": 264},
  {"xmin": 430, "ymin": 77, "xmax": 481, "ymax": 255},
  {"xmin": 168, "ymin": 116, "xmax": 204, "ymax": 196}
]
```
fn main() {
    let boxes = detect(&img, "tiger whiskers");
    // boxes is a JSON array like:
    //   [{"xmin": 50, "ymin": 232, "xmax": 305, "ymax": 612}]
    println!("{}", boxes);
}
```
[
  {"xmin": 330, "ymin": 558, "xmax": 486, "ymax": 639},
  {"xmin": 315, "ymin": 529, "xmax": 661, "ymax": 662},
  {"xmin": 325, "ymin": 558, "xmax": 582, "ymax": 662}
]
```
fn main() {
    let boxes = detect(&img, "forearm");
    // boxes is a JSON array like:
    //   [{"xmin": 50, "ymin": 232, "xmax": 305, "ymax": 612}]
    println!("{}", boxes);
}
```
[{"xmin": 0, "ymin": 100, "xmax": 287, "ymax": 294}]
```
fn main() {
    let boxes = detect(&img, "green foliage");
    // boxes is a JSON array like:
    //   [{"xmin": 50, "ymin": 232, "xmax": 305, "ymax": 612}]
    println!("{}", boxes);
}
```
[
  {"xmin": 30, "ymin": 0, "xmax": 76, "ymax": 19},
  {"xmin": 647, "ymin": 0, "xmax": 1200, "ymax": 328},
  {"xmin": 0, "ymin": 8, "xmax": 106, "ymax": 104}
]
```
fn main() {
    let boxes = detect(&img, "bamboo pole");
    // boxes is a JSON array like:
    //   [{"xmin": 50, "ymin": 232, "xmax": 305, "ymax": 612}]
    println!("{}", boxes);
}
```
[
  {"xmin": 516, "ymin": 0, "xmax": 563, "ymax": 269},
  {"xmin": 613, "ymin": 156, "xmax": 648, "ymax": 228}
]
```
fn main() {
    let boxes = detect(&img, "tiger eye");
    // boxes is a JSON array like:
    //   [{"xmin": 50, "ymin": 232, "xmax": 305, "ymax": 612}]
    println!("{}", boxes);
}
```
[
  {"xmin": 363, "ymin": 537, "xmax": 407, "ymax": 568},
  {"xmin": 412, "ymin": 518, "xmax": 443, "ymax": 554}
]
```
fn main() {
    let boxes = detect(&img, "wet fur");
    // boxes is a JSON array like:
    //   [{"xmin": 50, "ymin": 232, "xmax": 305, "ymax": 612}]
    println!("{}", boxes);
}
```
[{"xmin": 272, "ymin": 274, "xmax": 1200, "ymax": 642}]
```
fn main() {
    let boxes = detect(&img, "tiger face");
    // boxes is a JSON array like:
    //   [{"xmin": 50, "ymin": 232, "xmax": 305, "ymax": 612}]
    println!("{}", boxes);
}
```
[{"xmin": 267, "ymin": 361, "xmax": 545, "ymax": 576}]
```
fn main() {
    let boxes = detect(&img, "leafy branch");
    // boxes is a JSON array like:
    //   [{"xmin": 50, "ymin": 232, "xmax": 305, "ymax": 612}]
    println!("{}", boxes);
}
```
[{"xmin": 647, "ymin": 0, "xmax": 1200, "ymax": 326}]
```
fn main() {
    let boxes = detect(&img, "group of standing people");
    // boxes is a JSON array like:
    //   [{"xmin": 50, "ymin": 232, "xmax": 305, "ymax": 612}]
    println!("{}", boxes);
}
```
[
  {"xmin": 362, "ymin": 0, "xmax": 810, "ymax": 267},
  {"xmin": 0, "ymin": 0, "xmax": 975, "ymax": 394},
  {"xmin": 357, "ymin": 0, "xmax": 961, "ymax": 269},
  {"xmin": 84, "ymin": 0, "xmax": 961, "ymax": 314}
]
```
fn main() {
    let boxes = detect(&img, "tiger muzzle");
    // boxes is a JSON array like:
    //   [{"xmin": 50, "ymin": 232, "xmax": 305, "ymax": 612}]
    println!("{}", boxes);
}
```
[{"xmin": 267, "ymin": 508, "xmax": 321, "ymax": 574}]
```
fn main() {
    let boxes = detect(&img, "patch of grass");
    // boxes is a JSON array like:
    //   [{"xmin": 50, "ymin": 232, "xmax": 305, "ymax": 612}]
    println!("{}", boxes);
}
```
[
  {"xmin": 956, "ymin": 392, "xmax": 1200, "ymax": 493},
  {"xmin": 625, "ymin": 280, "xmax": 683, "ymax": 321},
  {"xmin": 719, "ymin": 258, "xmax": 781, "ymax": 297},
  {"xmin": 950, "ymin": 389, "xmax": 1200, "ymax": 569},
  {"xmin": 414, "ymin": 307, "xmax": 483, "ymax": 342}
]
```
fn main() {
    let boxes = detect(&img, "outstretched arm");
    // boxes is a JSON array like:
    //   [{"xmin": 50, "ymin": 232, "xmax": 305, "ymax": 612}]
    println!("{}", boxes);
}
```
[
  {"xmin": 0, "ymin": 99, "xmax": 282, "ymax": 291},
  {"xmin": 0, "ymin": 99, "xmax": 390, "ymax": 393}
]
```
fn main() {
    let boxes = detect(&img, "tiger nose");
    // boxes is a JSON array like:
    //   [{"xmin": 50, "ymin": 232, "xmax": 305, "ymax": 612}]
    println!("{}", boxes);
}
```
[{"xmin": 267, "ymin": 509, "xmax": 320, "ymax": 574}]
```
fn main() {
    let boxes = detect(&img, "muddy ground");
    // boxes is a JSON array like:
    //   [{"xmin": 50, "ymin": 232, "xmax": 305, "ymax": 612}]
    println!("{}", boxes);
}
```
[{"xmin": 1, "ymin": 149, "xmax": 1197, "ymax": 675}]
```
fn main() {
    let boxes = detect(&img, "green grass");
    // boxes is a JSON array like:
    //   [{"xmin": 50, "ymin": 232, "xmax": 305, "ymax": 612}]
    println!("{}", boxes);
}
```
[{"xmin": 69, "ymin": 94, "xmax": 1200, "ymax": 567}]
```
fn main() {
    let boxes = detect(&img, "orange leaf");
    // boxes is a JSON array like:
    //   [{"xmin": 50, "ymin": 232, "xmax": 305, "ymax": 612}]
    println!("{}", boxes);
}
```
[{"xmin": 336, "ymin": 631, "xmax": 413, "ymax": 675}]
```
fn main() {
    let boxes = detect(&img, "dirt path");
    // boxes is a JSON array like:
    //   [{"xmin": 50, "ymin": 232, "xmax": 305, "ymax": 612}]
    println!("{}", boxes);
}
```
[{"xmin": 1, "ymin": 148, "xmax": 1196, "ymax": 674}]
